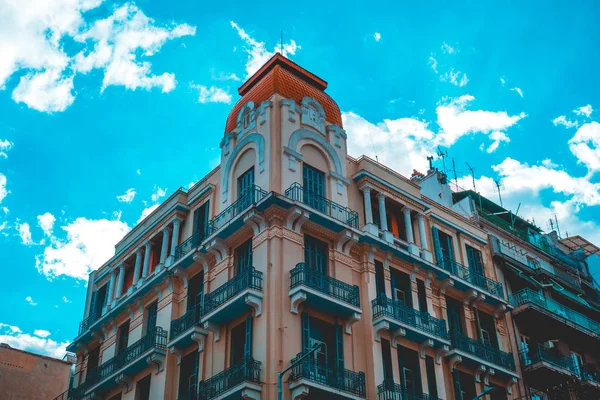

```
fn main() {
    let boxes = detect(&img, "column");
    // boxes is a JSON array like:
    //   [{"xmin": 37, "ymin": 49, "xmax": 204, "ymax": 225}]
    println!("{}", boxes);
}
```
[
  {"xmin": 418, "ymin": 214, "xmax": 433, "ymax": 262},
  {"xmin": 141, "ymin": 241, "xmax": 152, "ymax": 283},
  {"xmin": 404, "ymin": 207, "xmax": 419, "ymax": 256},
  {"xmin": 361, "ymin": 185, "xmax": 374, "ymax": 225},
  {"xmin": 168, "ymin": 218, "xmax": 182, "ymax": 263},
  {"xmin": 107, "ymin": 269, "xmax": 117, "ymax": 309},
  {"xmin": 115, "ymin": 263, "xmax": 125, "ymax": 301},
  {"xmin": 377, "ymin": 193, "xmax": 388, "ymax": 231},
  {"xmin": 159, "ymin": 226, "xmax": 171, "ymax": 268},
  {"xmin": 132, "ymin": 249, "xmax": 142, "ymax": 286}
]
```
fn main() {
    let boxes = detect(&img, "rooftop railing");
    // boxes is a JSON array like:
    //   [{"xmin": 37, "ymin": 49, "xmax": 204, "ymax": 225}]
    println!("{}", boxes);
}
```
[
  {"xmin": 289, "ymin": 351, "xmax": 366, "ymax": 398},
  {"xmin": 377, "ymin": 380, "xmax": 442, "ymax": 400},
  {"xmin": 449, "ymin": 330, "xmax": 515, "ymax": 371},
  {"xmin": 509, "ymin": 289, "xmax": 600, "ymax": 337},
  {"xmin": 438, "ymin": 257, "xmax": 504, "ymax": 298},
  {"xmin": 197, "ymin": 356, "xmax": 261, "ymax": 400},
  {"xmin": 372, "ymin": 295, "xmax": 448, "ymax": 339},
  {"xmin": 290, "ymin": 262, "xmax": 360, "ymax": 308},
  {"xmin": 203, "ymin": 267, "xmax": 262, "ymax": 316},
  {"xmin": 206, "ymin": 185, "xmax": 267, "ymax": 236},
  {"xmin": 170, "ymin": 305, "xmax": 203, "ymax": 341},
  {"xmin": 285, "ymin": 183, "xmax": 359, "ymax": 229}
]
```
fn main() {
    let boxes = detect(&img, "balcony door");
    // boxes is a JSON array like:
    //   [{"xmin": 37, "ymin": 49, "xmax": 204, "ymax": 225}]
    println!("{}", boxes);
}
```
[
  {"xmin": 178, "ymin": 350, "xmax": 198, "ymax": 398},
  {"xmin": 302, "ymin": 164, "xmax": 325, "ymax": 212},
  {"xmin": 230, "ymin": 316, "xmax": 253, "ymax": 365},
  {"xmin": 397, "ymin": 345, "xmax": 422, "ymax": 394},
  {"xmin": 304, "ymin": 235, "xmax": 328, "ymax": 275},
  {"xmin": 466, "ymin": 245, "xmax": 484, "ymax": 276},
  {"xmin": 187, "ymin": 272, "xmax": 204, "ymax": 321},
  {"xmin": 145, "ymin": 302, "xmax": 157, "ymax": 335},
  {"xmin": 235, "ymin": 239, "xmax": 253, "ymax": 275},
  {"xmin": 116, "ymin": 321, "xmax": 130, "ymax": 354},
  {"xmin": 432, "ymin": 227, "xmax": 454, "ymax": 267},
  {"xmin": 193, "ymin": 201, "xmax": 210, "ymax": 242},
  {"xmin": 301, "ymin": 313, "xmax": 344, "ymax": 384},
  {"xmin": 237, "ymin": 167, "xmax": 255, "ymax": 208}
]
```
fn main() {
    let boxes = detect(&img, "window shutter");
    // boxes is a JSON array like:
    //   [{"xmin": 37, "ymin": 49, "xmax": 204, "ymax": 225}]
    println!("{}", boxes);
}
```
[
  {"xmin": 432, "ymin": 227, "xmax": 443, "ymax": 263},
  {"xmin": 301, "ymin": 312, "xmax": 310, "ymax": 353},
  {"xmin": 244, "ymin": 315, "xmax": 253, "ymax": 358},
  {"xmin": 334, "ymin": 324, "xmax": 344, "ymax": 374},
  {"xmin": 202, "ymin": 200, "xmax": 210, "ymax": 239}
]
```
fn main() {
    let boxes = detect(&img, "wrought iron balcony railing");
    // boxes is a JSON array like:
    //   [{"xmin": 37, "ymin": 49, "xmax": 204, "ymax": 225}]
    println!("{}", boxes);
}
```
[
  {"xmin": 289, "ymin": 352, "xmax": 366, "ymax": 398},
  {"xmin": 582, "ymin": 366, "xmax": 600, "ymax": 384},
  {"xmin": 377, "ymin": 380, "xmax": 441, "ymax": 400},
  {"xmin": 290, "ymin": 263, "xmax": 360, "ymax": 308},
  {"xmin": 285, "ymin": 183, "xmax": 359, "ymax": 229},
  {"xmin": 206, "ymin": 185, "xmax": 268, "ymax": 236},
  {"xmin": 78, "ymin": 310, "xmax": 100, "ymax": 336},
  {"xmin": 437, "ymin": 257, "xmax": 504, "ymax": 298},
  {"xmin": 372, "ymin": 295, "xmax": 447, "ymax": 339},
  {"xmin": 520, "ymin": 345, "xmax": 577, "ymax": 374},
  {"xmin": 203, "ymin": 267, "xmax": 263, "ymax": 316},
  {"xmin": 175, "ymin": 230, "xmax": 204, "ymax": 261},
  {"xmin": 197, "ymin": 356, "xmax": 261, "ymax": 400},
  {"xmin": 52, "ymin": 388, "xmax": 86, "ymax": 400},
  {"xmin": 509, "ymin": 288, "xmax": 600, "ymax": 337},
  {"xmin": 449, "ymin": 330, "xmax": 515, "ymax": 371},
  {"xmin": 86, "ymin": 327, "xmax": 168, "ymax": 388},
  {"xmin": 170, "ymin": 305, "xmax": 203, "ymax": 340}
]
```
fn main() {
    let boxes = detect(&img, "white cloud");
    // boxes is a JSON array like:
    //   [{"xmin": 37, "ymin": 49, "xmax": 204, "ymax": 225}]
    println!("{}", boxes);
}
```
[
  {"xmin": 34, "ymin": 329, "xmax": 51, "ymax": 338},
  {"xmin": 62, "ymin": 296, "xmax": 71, "ymax": 303},
  {"xmin": 0, "ymin": 139, "xmax": 13, "ymax": 158},
  {"xmin": 441, "ymin": 42, "xmax": 456, "ymax": 54},
  {"xmin": 440, "ymin": 69, "xmax": 468, "ymax": 87},
  {"xmin": 568, "ymin": 121, "xmax": 600, "ymax": 175},
  {"xmin": 500, "ymin": 77, "xmax": 506, "ymax": 86},
  {"xmin": 510, "ymin": 87, "xmax": 524, "ymax": 98},
  {"xmin": 37, "ymin": 212, "xmax": 56, "ymax": 236},
  {"xmin": 138, "ymin": 204, "xmax": 159, "ymax": 223},
  {"xmin": 0, "ymin": 173, "xmax": 7, "ymax": 203},
  {"xmin": 574, "ymin": 104, "xmax": 593, "ymax": 118},
  {"xmin": 35, "ymin": 216, "xmax": 130, "ymax": 281},
  {"xmin": 17, "ymin": 222, "xmax": 33, "ymax": 245},
  {"xmin": 0, "ymin": 323, "xmax": 69, "ymax": 359},
  {"xmin": 116, "ymin": 188, "xmax": 136, "ymax": 203},
  {"xmin": 12, "ymin": 69, "xmax": 74, "ymax": 112},
  {"xmin": 151, "ymin": 186, "xmax": 167, "ymax": 202},
  {"xmin": 210, "ymin": 70, "xmax": 241, "ymax": 82},
  {"xmin": 486, "ymin": 131, "xmax": 510, "ymax": 153},
  {"xmin": 374, "ymin": 32, "xmax": 382, "ymax": 42},
  {"xmin": 25, "ymin": 296, "xmax": 37, "ymax": 306},
  {"xmin": 136, "ymin": 169, "xmax": 141, "ymax": 175},
  {"xmin": 428, "ymin": 55, "xmax": 438, "ymax": 74},
  {"xmin": 553, "ymin": 115, "xmax": 578, "ymax": 129},
  {"xmin": 230, "ymin": 21, "xmax": 300, "ymax": 78},
  {"xmin": 435, "ymin": 95, "xmax": 526, "ymax": 149},
  {"xmin": 190, "ymin": 84, "xmax": 232, "ymax": 104}
]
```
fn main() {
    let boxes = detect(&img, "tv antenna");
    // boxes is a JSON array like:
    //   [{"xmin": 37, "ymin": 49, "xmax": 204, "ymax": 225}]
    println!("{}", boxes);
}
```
[
  {"xmin": 493, "ymin": 179, "xmax": 504, "ymax": 207},
  {"xmin": 466, "ymin": 162, "xmax": 476, "ymax": 193},
  {"xmin": 427, "ymin": 156, "xmax": 434, "ymax": 172},
  {"xmin": 448, "ymin": 158, "xmax": 460, "ymax": 191},
  {"xmin": 437, "ymin": 147, "xmax": 448, "ymax": 173}
]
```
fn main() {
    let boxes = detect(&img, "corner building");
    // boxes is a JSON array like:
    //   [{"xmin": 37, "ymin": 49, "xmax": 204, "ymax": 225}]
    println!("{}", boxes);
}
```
[{"xmin": 64, "ymin": 54, "xmax": 527, "ymax": 400}]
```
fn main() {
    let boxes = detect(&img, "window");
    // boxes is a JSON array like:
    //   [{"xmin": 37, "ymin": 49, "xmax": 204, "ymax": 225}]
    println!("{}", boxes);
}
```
[
  {"xmin": 375, "ymin": 260, "xmax": 386, "ymax": 297},
  {"xmin": 94, "ymin": 285, "xmax": 108, "ymax": 317},
  {"xmin": 193, "ymin": 201, "xmax": 210, "ymax": 241},
  {"xmin": 187, "ymin": 272, "xmax": 204, "ymax": 317},
  {"xmin": 116, "ymin": 321, "xmax": 130, "ymax": 353},
  {"xmin": 230, "ymin": 316, "xmax": 253, "ymax": 365},
  {"xmin": 134, "ymin": 374, "xmax": 151, "ymax": 400},
  {"xmin": 302, "ymin": 164, "xmax": 325, "ymax": 212},
  {"xmin": 466, "ymin": 245, "xmax": 484, "ymax": 275},
  {"xmin": 304, "ymin": 235, "xmax": 328, "ymax": 275},
  {"xmin": 394, "ymin": 288, "xmax": 407, "ymax": 305},
  {"xmin": 301, "ymin": 313, "xmax": 344, "ymax": 383},
  {"xmin": 242, "ymin": 110, "xmax": 251, "ymax": 129},
  {"xmin": 446, "ymin": 296, "xmax": 464, "ymax": 334},
  {"xmin": 390, "ymin": 268, "xmax": 412, "ymax": 308},
  {"xmin": 145, "ymin": 302, "xmax": 157, "ymax": 335},
  {"xmin": 235, "ymin": 239, "xmax": 253, "ymax": 275},
  {"xmin": 480, "ymin": 329, "xmax": 491, "ymax": 346},
  {"xmin": 425, "ymin": 356, "xmax": 438, "ymax": 398},
  {"xmin": 432, "ymin": 227, "xmax": 454, "ymax": 266},
  {"xmin": 178, "ymin": 351, "xmax": 198, "ymax": 398},
  {"xmin": 417, "ymin": 280, "xmax": 428, "ymax": 313},
  {"xmin": 397, "ymin": 345, "xmax": 422, "ymax": 393},
  {"xmin": 477, "ymin": 311, "xmax": 498, "ymax": 349},
  {"xmin": 86, "ymin": 347, "xmax": 100, "ymax": 382},
  {"xmin": 381, "ymin": 339, "xmax": 393, "ymax": 384},
  {"xmin": 237, "ymin": 167, "xmax": 254, "ymax": 202}
]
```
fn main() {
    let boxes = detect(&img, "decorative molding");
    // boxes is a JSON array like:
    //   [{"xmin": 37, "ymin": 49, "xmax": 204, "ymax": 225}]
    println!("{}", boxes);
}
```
[
  {"xmin": 290, "ymin": 292, "xmax": 307, "ymax": 314},
  {"xmin": 419, "ymin": 339, "xmax": 434, "ymax": 359},
  {"xmin": 288, "ymin": 129, "xmax": 342, "ymax": 175},
  {"xmin": 300, "ymin": 97, "xmax": 326, "ymax": 134},
  {"xmin": 335, "ymin": 229, "xmax": 359, "ymax": 254},
  {"xmin": 345, "ymin": 312, "xmax": 361, "ymax": 335},
  {"xmin": 147, "ymin": 352, "xmax": 166, "ymax": 374},
  {"xmin": 204, "ymin": 321, "xmax": 220, "ymax": 342},
  {"xmin": 505, "ymin": 377, "xmax": 518, "ymax": 394},
  {"xmin": 285, "ymin": 207, "xmax": 310, "ymax": 232},
  {"xmin": 236, "ymin": 101, "xmax": 257, "ymax": 138},
  {"xmin": 221, "ymin": 133, "xmax": 265, "ymax": 199},
  {"xmin": 435, "ymin": 345, "xmax": 450, "ymax": 364},
  {"xmin": 169, "ymin": 346, "xmax": 183, "ymax": 364},
  {"xmin": 258, "ymin": 100, "xmax": 272, "ymax": 125},
  {"xmin": 448, "ymin": 354, "xmax": 462, "ymax": 370},
  {"xmin": 206, "ymin": 238, "xmax": 228, "ymax": 263},
  {"xmin": 326, "ymin": 124, "xmax": 346, "ymax": 148},
  {"xmin": 158, "ymin": 292, "xmax": 173, "ymax": 312},
  {"xmin": 280, "ymin": 99, "xmax": 300, "ymax": 123},
  {"xmin": 115, "ymin": 373, "xmax": 133, "ymax": 392},
  {"xmin": 244, "ymin": 210, "xmax": 266, "ymax": 236},
  {"xmin": 483, "ymin": 368, "xmax": 495, "ymax": 386},
  {"xmin": 474, "ymin": 364, "xmax": 487, "ymax": 383}
]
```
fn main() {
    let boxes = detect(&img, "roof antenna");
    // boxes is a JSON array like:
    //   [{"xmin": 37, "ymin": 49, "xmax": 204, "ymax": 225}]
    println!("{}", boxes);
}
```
[
  {"xmin": 437, "ymin": 147, "xmax": 448, "ymax": 173},
  {"xmin": 555, "ymin": 214, "xmax": 562, "ymax": 238},
  {"xmin": 466, "ymin": 162, "xmax": 476, "ymax": 193},
  {"xmin": 427, "ymin": 156, "xmax": 434, "ymax": 172},
  {"xmin": 493, "ymin": 179, "xmax": 504, "ymax": 207},
  {"xmin": 449, "ymin": 158, "xmax": 459, "ymax": 191},
  {"xmin": 280, "ymin": 30, "xmax": 284, "ymax": 55}
]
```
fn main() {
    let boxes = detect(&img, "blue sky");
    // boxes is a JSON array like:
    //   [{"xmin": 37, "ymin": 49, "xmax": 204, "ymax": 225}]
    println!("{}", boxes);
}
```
[{"xmin": 0, "ymin": 0, "xmax": 599, "ymax": 358}]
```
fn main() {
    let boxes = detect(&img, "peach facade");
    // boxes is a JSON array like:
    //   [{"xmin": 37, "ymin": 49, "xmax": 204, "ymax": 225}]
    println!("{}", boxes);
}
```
[{"xmin": 63, "ymin": 54, "xmax": 600, "ymax": 400}]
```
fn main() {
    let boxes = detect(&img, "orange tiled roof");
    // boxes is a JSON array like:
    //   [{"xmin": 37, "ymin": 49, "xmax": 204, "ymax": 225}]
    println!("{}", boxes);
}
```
[{"xmin": 225, "ymin": 54, "xmax": 342, "ymax": 132}]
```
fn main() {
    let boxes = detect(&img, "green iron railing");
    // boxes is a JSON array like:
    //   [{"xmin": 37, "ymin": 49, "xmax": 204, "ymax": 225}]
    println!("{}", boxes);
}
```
[
  {"xmin": 289, "ymin": 352, "xmax": 367, "ymax": 398},
  {"xmin": 377, "ymin": 380, "xmax": 442, "ymax": 400},
  {"xmin": 206, "ymin": 185, "xmax": 267, "ymax": 236},
  {"xmin": 520, "ymin": 345, "xmax": 577, "ymax": 374},
  {"xmin": 175, "ymin": 231, "xmax": 204, "ymax": 261},
  {"xmin": 449, "ymin": 330, "xmax": 515, "ymax": 371},
  {"xmin": 170, "ymin": 305, "xmax": 203, "ymax": 341},
  {"xmin": 509, "ymin": 289, "xmax": 600, "ymax": 338},
  {"xmin": 437, "ymin": 257, "xmax": 504, "ymax": 298},
  {"xmin": 372, "ymin": 295, "xmax": 448, "ymax": 340},
  {"xmin": 285, "ymin": 183, "xmax": 359, "ymax": 229},
  {"xmin": 197, "ymin": 357, "xmax": 261, "ymax": 400},
  {"xmin": 203, "ymin": 267, "xmax": 262, "ymax": 316},
  {"xmin": 290, "ymin": 263, "xmax": 360, "ymax": 308}
]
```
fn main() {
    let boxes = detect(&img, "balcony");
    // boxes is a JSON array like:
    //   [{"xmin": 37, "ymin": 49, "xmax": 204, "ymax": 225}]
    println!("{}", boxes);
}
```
[
  {"xmin": 82, "ymin": 327, "xmax": 167, "ymax": 395},
  {"xmin": 174, "ymin": 230, "xmax": 204, "ymax": 266},
  {"xmin": 205, "ymin": 185, "xmax": 268, "ymax": 239},
  {"xmin": 285, "ymin": 183, "xmax": 359, "ymax": 230},
  {"xmin": 77, "ymin": 310, "xmax": 101, "ymax": 337},
  {"xmin": 372, "ymin": 295, "xmax": 449, "ymax": 350},
  {"xmin": 201, "ymin": 267, "xmax": 263, "ymax": 329},
  {"xmin": 447, "ymin": 330, "xmax": 517, "ymax": 380},
  {"xmin": 520, "ymin": 345, "xmax": 577, "ymax": 390},
  {"xmin": 168, "ymin": 306, "xmax": 207, "ymax": 352},
  {"xmin": 196, "ymin": 357, "xmax": 261, "ymax": 400},
  {"xmin": 377, "ymin": 381, "xmax": 441, "ymax": 400},
  {"xmin": 52, "ymin": 388, "xmax": 85, "ymax": 400},
  {"xmin": 509, "ymin": 289, "xmax": 600, "ymax": 341},
  {"xmin": 289, "ymin": 353, "xmax": 366, "ymax": 399},
  {"xmin": 438, "ymin": 257, "xmax": 504, "ymax": 301},
  {"xmin": 289, "ymin": 263, "xmax": 361, "ymax": 331}
]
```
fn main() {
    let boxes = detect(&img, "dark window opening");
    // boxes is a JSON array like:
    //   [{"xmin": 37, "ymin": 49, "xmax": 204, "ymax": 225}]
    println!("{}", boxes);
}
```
[
  {"xmin": 417, "ymin": 279, "xmax": 428, "ymax": 312},
  {"xmin": 466, "ymin": 245, "xmax": 484, "ymax": 275},
  {"xmin": 381, "ymin": 339, "xmax": 394, "ymax": 384},
  {"xmin": 390, "ymin": 268, "xmax": 412, "ymax": 307},
  {"xmin": 235, "ymin": 239, "xmax": 253, "ymax": 275},
  {"xmin": 397, "ymin": 345, "xmax": 422, "ymax": 394},
  {"xmin": 134, "ymin": 374, "xmax": 151, "ymax": 400},
  {"xmin": 116, "ymin": 321, "xmax": 130, "ymax": 354},
  {"xmin": 187, "ymin": 272, "xmax": 204, "ymax": 319},
  {"xmin": 230, "ymin": 316, "xmax": 253, "ymax": 365},
  {"xmin": 446, "ymin": 296, "xmax": 464, "ymax": 334},
  {"xmin": 178, "ymin": 351, "xmax": 198, "ymax": 398},
  {"xmin": 237, "ymin": 167, "xmax": 255, "ymax": 202},
  {"xmin": 145, "ymin": 302, "xmax": 157, "ymax": 335},
  {"xmin": 375, "ymin": 260, "xmax": 386, "ymax": 297},
  {"xmin": 425, "ymin": 355, "xmax": 438, "ymax": 398},
  {"xmin": 193, "ymin": 201, "xmax": 210, "ymax": 242},
  {"xmin": 302, "ymin": 164, "xmax": 326, "ymax": 212}
]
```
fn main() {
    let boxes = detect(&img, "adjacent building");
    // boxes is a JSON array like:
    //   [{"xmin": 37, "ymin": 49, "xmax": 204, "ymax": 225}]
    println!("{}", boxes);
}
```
[{"xmin": 62, "ymin": 54, "xmax": 600, "ymax": 400}]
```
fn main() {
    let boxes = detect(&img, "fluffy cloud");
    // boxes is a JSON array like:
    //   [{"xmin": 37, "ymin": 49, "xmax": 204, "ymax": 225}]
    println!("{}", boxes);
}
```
[
  {"xmin": 230, "ymin": 21, "xmax": 300, "ymax": 78},
  {"xmin": 138, "ymin": 204, "xmax": 159, "ymax": 223},
  {"xmin": 553, "ymin": 115, "xmax": 578, "ymax": 129},
  {"xmin": 151, "ymin": 186, "xmax": 167, "ymax": 202},
  {"xmin": 0, "ymin": 0, "xmax": 194, "ymax": 112},
  {"xmin": 35, "ymin": 216, "xmax": 130, "ymax": 280},
  {"xmin": 25, "ymin": 296, "xmax": 37, "ymax": 306},
  {"xmin": 374, "ymin": 32, "xmax": 382, "ymax": 42},
  {"xmin": 37, "ymin": 212, "xmax": 56, "ymax": 236},
  {"xmin": 486, "ymin": 131, "xmax": 510, "ymax": 153},
  {"xmin": 428, "ymin": 55, "xmax": 438, "ymax": 74},
  {"xmin": 440, "ymin": 69, "xmax": 468, "ymax": 87},
  {"xmin": 116, "ymin": 188, "xmax": 136, "ymax": 203},
  {"xmin": 210, "ymin": 70, "xmax": 241, "ymax": 82},
  {"xmin": 190, "ymin": 84, "xmax": 232, "ymax": 104},
  {"xmin": 0, "ymin": 139, "xmax": 13, "ymax": 158},
  {"xmin": 17, "ymin": 222, "xmax": 33, "ymax": 245},
  {"xmin": 0, "ymin": 173, "xmax": 7, "ymax": 203},
  {"xmin": 574, "ymin": 104, "xmax": 593, "ymax": 118},
  {"xmin": 0, "ymin": 323, "xmax": 69, "ymax": 359},
  {"xmin": 568, "ymin": 121, "xmax": 600, "ymax": 175}
]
